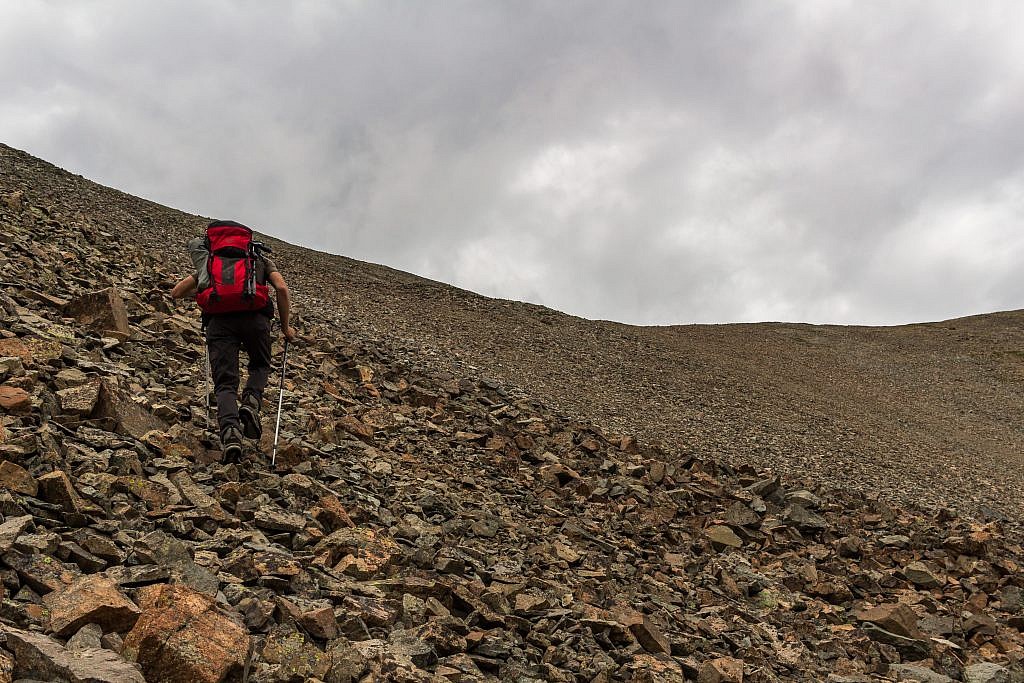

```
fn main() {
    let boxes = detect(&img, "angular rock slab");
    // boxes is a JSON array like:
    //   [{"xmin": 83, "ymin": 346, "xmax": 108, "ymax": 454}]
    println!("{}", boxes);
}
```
[
  {"xmin": 964, "ymin": 663, "xmax": 1011, "ymax": 683},
  {"xmin": 0, "ymin": 460, "xmax": 37, "ymax": 496},
  {"xmin": 94, "ymin": 379, "xmax": 166, "ymax": 441},
  {"xmin": 57, "ymin": 380, "xmax": 102, "ymax": 416},
  {"xmin": 855, "ymin": 602, "xmax": 925, "ymax": 640},
  {"xmin": 123, "ymin": 583, "xmax": 251, "ymax": 683},
  {"xmin": 63, "ymin": 288, "xmax": 130, "ymax": 337},
  {"xmin": 3, "ymin": 626, "xmax": 145, "ymax": 683},
  {"xmin": 698, "ymin": 656, "xmax": 744, "ymax": 683},
  {"xmin": 37, "ymin": 469, "xmax": 85, "ymax": 514},
  {"xmin": 0, "ymin": 385, "xmax": 30, "ymax": 412},
  {"xmin": 43, "ymin": 573, "xmax": 141, "ymax": 637}
]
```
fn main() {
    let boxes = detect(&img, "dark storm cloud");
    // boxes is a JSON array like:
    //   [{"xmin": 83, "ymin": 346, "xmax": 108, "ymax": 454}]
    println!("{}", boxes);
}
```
[{"xmin": 3, "ymin": 1, "xmax": 1023, "ymax": 325}]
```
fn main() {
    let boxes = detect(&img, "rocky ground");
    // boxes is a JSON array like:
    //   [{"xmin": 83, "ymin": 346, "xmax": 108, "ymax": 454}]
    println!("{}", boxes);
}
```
[{"xmin": 0, "ymin": 142, "xmax": 1022, "ymax": 681}]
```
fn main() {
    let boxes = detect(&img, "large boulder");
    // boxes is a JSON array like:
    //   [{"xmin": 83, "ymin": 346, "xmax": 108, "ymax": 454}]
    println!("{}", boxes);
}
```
[{"xmin": 123, "ymin": 583, "xmax": 251, "ymax": 683}]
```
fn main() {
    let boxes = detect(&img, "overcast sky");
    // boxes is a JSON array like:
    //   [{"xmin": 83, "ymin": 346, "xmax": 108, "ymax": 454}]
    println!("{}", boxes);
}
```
[{"xmin": 3, "ymin": 2, "xmax": 1023, "ymax": 325}]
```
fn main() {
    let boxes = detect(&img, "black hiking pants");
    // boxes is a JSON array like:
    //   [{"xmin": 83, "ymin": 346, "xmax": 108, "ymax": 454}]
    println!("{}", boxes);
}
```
[{"xmin": 206, "ymin": 313, "xmax": 273, "ymax": 434}]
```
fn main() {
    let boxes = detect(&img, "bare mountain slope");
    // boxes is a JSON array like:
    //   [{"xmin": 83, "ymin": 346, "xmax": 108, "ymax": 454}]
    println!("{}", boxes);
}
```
[
  {"xmin": 4, "ymin": 142, "xmax": 1023, "ymax": 524},
  {"xmin": 6, "ymin": 142, "xmax": 1024, "ymax": 680}
]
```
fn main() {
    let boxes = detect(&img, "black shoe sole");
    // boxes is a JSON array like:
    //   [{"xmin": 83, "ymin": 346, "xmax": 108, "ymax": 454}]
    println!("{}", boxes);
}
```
[
  {"xmin": 239, "ymin": 406, "xmax": 263, "ymax": 440},
  {"xmin": 222, "ymin": 443, "xmax": 243, "ymax": 464}
]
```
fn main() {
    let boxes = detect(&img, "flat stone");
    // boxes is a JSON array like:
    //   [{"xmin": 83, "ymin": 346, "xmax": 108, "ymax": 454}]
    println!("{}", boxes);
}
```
[
  {"xmin": 964, "ymin": 663, "xmax": 1010, "ymax": 683},
  {"xmin": 0, "ymin": 515, "xmax": 34, "ymax": 552},
  {"xmin": 904, "ymin": 560, "xmax": 943, "ymax": 588},
  {"xmin": 254, "ymin": 506, "xmax": 307, "ymax": 533},
  {"xmin": 3, "ymin": 550, "xmax": 82, "ymax": 594},
  {"xmin": 0, "ymin": 460, "xmax": 37, "ymax": 496},
  {"xmin": 698, "ymin": 656, "xmax": 744, "ymax": 683},
  {"xmin": 0, "ymin": 385, "xmax": 30, "ymax": 412},
  {"xmin": 855, "ymin": 602, "xmax": 925, "ymax": 640},
  {"xmin": 3, "ymin": 625, "xmax": 145, "ymax": 683},
  {"xmin": 706, "ymin": 525, "xmax": 743, "ymax": 549},
  {"xmin": 860, "ymin": 623, "xmax": 930, "ymax": 659},
  {"xmin": 724, "ymin": 501, "xmax": 761, "ymax": 527},
  {"xmin": 783, "ymin": 504, "xmax": 827, "ymax": 531},
  {"xmin": 57, "ymin": 380, "xmax": 102, "ymax": 416},
  {"xmin": 888, "ymin": 664, "xmax": 955, "ymax": 683},
  {"xmin": 43, "ymin": 574, "xmax": 141, "ymax": 637}
]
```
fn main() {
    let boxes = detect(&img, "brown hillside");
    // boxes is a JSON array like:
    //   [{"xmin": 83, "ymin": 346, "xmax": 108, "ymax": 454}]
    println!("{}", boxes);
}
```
[
  {"xmin": 5, "ymin": 143, "xmax": 1021, "ymax": 524},
  {"xmin": 3, "ymin": 142, "xmax": 1024, "ymax": 680}
]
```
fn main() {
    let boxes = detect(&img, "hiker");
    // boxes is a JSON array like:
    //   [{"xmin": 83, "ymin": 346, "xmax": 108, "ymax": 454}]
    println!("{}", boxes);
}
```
[{"xmin": 170, "ymin": 220, "xmax": 296, "ymax": 462}]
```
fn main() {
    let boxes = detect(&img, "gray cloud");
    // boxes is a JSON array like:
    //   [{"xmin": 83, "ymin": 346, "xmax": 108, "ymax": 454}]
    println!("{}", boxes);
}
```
[{"xmin": 3, "ymin": 1, "xmax": 1023, "ymax": 325}]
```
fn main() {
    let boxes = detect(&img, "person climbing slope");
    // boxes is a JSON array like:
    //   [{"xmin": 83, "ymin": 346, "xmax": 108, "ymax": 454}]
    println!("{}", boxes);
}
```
[{"xmin": 170, "ymin": 220, "xmax": 296, "ymax": 462}]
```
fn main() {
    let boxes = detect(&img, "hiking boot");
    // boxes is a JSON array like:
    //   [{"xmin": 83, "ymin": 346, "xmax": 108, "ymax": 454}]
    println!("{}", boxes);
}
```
[
  {"xmin": 220, "ymin": 425, "xmax": 244, "ymax": 464},
  {"xmin": 239, "ymin": 394, "xmax": 263, "ymax": 440}
]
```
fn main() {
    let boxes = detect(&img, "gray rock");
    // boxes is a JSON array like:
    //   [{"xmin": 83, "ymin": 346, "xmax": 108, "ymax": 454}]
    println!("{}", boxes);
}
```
[
  {"xmin": 880, "ymin": 534, "xmax": 912, "ymax": 548},
  {"xmin": 132, "ymin": 531, "xmax": 191, "ymax": 566},
  {"xmin": 388, "ymin": 628, "xmax": 437, "ymax": 668},
  {"xmin": 67, "ymin": 623, "xmax": 104, "ymax": 651},
  {"xmin": 0, "ymin": 515, "xmax": 34, "ymax": 553},
  {"xmin": 3, "ymin": 625, "xmax": 145, "ymax": 683},
  {"xmin": 783, "ymin": 503, "xmax": 828, "ymax": 531},
  {"xmin": 254, "ymin": 506, "xmax": 307, "ymax": 533},
  {"xmin": 889, "ymin": 663, "xmax": 955, "ymax": 683},
  {"xmin": 861, "ymin": 622, "xmax": 930, "ymax": 660},
  {"xmin": 964, "ymin": 663, "xmax": 1010, "ymax": 683},
  {"xmin": 786, "ymin": 489, "xmax": 821, "ymax": 508},
  {"xmin": 904, "ymin": 561, "xmax": 943, "ymax": 588},
  {"xmin": 705, "ymin": 525, "xmax": 743, "ymax": 549}
]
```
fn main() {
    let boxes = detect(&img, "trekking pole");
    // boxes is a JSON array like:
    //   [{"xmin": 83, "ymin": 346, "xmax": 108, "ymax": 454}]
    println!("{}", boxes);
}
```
[
  {"xmin": 203, "ymin": 341, "xmax": 212, "ymax": 431},
  {"xmin": 271, "ymin": 339, "xmax": 290, "ymax": 467}
]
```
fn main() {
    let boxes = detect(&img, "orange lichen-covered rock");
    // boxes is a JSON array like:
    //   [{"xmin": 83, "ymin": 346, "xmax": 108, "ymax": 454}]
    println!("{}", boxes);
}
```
[{"xmin": 123, "ymin": 583, "xmax": 250, "ymax": 683}]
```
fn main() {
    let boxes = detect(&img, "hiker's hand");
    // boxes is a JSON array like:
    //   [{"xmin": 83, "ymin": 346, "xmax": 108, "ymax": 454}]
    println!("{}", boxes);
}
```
[{"xmin": 283, "ymin": 326, "xmax": 297, "ymax": 342}]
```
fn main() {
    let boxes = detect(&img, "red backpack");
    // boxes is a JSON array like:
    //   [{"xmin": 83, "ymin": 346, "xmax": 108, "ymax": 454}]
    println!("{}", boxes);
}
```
[{"xmin": 194, "ymin": 221, "xmax": 270, "ymax": 315}]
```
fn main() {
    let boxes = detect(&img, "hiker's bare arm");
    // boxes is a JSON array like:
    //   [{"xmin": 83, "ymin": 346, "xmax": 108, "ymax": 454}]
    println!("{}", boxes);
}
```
[
  {"xmin": 269, "ymin": 271, "xmax": 296, "ymax": 341},
  {"xmin": 171, "ymin": 275, "xmax": 197, "ymax": 299}
]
